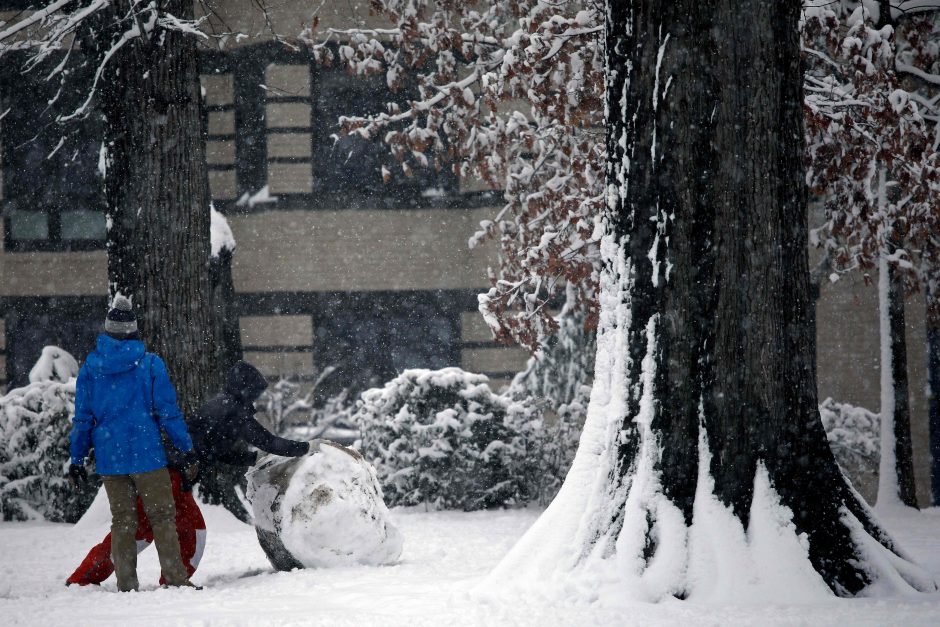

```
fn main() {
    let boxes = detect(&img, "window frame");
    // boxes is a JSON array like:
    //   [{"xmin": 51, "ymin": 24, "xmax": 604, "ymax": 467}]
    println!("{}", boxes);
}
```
[{"xmin": 2, "ymin": 39, "xmax": 486, "ymax": 252}]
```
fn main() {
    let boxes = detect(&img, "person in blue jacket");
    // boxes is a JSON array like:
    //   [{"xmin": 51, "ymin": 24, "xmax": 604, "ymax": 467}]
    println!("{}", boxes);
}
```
[{"xmin": 68, "ymin": 295, "xmax": 199, "ymax": 592}]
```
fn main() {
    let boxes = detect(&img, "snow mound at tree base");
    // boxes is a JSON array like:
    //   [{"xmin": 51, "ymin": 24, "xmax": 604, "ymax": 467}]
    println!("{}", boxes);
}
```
[{"xmin": 246, "ymin": 444, "xmax": 403, "ymax": 570}]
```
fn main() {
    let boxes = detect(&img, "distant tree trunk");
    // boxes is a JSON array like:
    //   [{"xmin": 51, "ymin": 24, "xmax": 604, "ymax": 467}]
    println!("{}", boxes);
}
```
[
  {"xmin": 490, "ymin": 0, "xmax": 934, "ymax": 598},
  {"xmin": 928, "ymin": 299, "xmax": 940, "ymax": 505},
  {"xmin": 97, "ymin": 0, "xmax": 223, "ymax": 414},
  {"xmin": 209, "ymin": 247, "xmax": 243, "ymax": 378},
  {"xmin": 877, "ymin": 244, "xmax": 917, "ymax": 508}
]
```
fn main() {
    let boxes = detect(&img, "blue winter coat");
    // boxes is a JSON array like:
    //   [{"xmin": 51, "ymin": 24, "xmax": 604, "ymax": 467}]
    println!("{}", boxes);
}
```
[{"xmin": 69, "ymin": 335, "xmax": 193, "ymax": 475}]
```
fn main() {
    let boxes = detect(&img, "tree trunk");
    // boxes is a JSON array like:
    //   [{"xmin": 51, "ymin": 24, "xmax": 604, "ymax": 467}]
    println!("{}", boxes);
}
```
[
  {"xmin": 98, "ymin": 0, "xmax": 223, "ymax": 414},
  {"xmin": 209, "ymin": 247, "xmax": 243, "ymax": 378},
  {"xmin": 928, "ymin": 299, "xmax": 940, "ymax": 505},
  {"xmin": 489, "ymin": 0, "xmax": 935, "ymax": 599},
  {"xmin": 877, "ymin": 248, "xmax": 917, "ymax": 508}
]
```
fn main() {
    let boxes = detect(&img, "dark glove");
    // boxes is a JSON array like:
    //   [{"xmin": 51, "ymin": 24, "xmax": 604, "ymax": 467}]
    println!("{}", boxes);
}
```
[
  {"xmin": 68, "ymin": 464, "xmax": 88, "ymax": 489},
  {"xmin": 182, "ymin": 450, "xmax": 200, "ymax": 484}
]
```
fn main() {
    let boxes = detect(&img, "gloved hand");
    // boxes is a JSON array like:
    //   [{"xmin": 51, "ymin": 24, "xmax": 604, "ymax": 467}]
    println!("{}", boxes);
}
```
[
  {"xmin": 182, "ymin": 450, "xmax": 200, "ymax": 484},
  {"xmin": 68, "ymin": 464, "xmax": 88, "ymax": 489}
]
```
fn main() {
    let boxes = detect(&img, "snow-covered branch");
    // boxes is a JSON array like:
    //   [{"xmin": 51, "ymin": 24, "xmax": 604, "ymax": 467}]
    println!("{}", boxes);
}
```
[
  {"xmin": 897, "ymin": 61, "xmax": 940, "ymax": 86},
  {"xmin": 305, "ymin": 0, "xmax": 606, "ymax": 350},
  {"xmin": 1, "ymin": 1, "xmax": 216, "ymax": 122},
  {"xmin": 804, "ymin": 4, "xmax": 940, "ymax": 304}
]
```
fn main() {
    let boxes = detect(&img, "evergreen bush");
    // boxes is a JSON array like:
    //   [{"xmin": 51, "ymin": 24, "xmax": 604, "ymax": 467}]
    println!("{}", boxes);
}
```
[
  {"xmin": 0, "ymin": 380, "xmax": 99, "ymax": 522},
  {"xmin": 356, "ymin": 368, "xmax": 579, "ymax": 510}
]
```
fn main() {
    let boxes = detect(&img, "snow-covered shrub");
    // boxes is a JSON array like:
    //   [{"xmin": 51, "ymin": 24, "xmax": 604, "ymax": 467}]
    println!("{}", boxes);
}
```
[
  {"xmin": 819, "ymin": 398, "xmax": 880, "ymax": 492},
  {"xmin": 508, "ymin": 386, "xmax": 587, "ymax": 505},
  {"xmin": 507, "ymin": 303, "xmax": 595, "ymax": 410},
  {"xmin": 504, "ymin": 306, "xmax": 592, "ymax": 503},
  {"xmin": 355, "ymin": 368, "xmax": 580, "ymax": 510},
  {"xmin": 256, "ymin": 376, "xmax": 312, "ymax": 435},
  {"xmin": 28, "ymin": 345, "xmax": 79, "ymax": 384},
  {"xmin": 286, "ymin": 391, "xmax": 359, "ymax": 445},
  {"xmin": 255, "ymin": 367, "xmax": 339, "ymax": 436},
  {"xmin": 0, "ymin": 379, "xmax": 98, "ymax": 522},
  {"xmin": 356, "ymin": 368, "xmax": 531, "ymax": 510}
]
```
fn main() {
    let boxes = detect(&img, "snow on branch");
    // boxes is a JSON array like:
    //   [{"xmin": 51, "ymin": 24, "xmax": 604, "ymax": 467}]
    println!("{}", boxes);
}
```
[
  {"xmin": 803, "ymin": 4, "xmax": 940, "ymax": 306},
  {"xmin": 896, "ymin": 61, "xmax": 940, "ymax": 86},
  {"xmin": 304, "ymin": 0, "xmax": 606, "ymax": 350},
  {"xmin": 59, "ymin": 8, "xmax": 153, "ymax": 122},
  {"xmin": 0, "ymin": 1, "xmax": 214, "ymax": 123}
]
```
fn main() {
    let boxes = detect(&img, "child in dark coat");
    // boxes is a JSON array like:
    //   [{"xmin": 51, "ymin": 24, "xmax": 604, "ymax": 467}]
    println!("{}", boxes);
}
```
[{"xmin": 186, "ymin": 360, "xmax": 310, "ymax": 476}]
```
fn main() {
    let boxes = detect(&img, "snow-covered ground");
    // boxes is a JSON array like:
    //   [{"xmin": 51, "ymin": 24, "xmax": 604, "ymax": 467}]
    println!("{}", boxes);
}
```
[{"xmin": 2, "ymin": 502, "xmax": 940, "ymax": 626}]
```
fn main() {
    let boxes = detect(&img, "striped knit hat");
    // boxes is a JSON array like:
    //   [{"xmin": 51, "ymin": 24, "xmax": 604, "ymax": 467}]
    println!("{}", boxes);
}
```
[{"xmin": 105, "ymin": 295, "xmax": 138, "ymax": 336}]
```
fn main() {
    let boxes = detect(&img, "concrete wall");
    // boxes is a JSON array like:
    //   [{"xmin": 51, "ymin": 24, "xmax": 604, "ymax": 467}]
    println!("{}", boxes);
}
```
[
  {"xmin": 0, "ymin": 193, "xmax": 499, "ymax": 299},
  {"xmin": 0, "ymin": 250, "xmax": 107, "ymax": 297},
  {"xmin": 228, "ymin": 207, "xmax": 496, "ymax": 293},
  {"xmin": 0, "ymin": 205, "xmax": 526, "ymax": 382},
  {"xmin": 195, "ymin": 0, "xmax": 387, "ymax": 45}
]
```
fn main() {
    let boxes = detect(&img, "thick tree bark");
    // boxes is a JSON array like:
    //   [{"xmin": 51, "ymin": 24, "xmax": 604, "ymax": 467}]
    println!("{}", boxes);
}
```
[
  {"xmin": 606, "ymin": 0, "xmax": 924, "ymax": 595},
  {"xmin": 491, "ymin": 0, "xmax": 935, "ymax": 599},
  {"xmin": 97, "ymin": 0, "xmax": 223, "ymax": 414},
  {"xmin": 606, "ymin": 0, "xmax": 863, "ymax": 592}
]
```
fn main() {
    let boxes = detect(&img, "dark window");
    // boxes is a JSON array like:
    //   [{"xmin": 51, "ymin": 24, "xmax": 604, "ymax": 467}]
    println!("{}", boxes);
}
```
[
  {"xmin": 200, "ymin": 42, "xmax": 456, "ymax": 212},
  {"xmin": 1, "ymin": 52, "xmax": 105, "ymax": 251},
  {"xmin": 4, "ymin": 299, "xmax": 105, "ymax": 388},
  {"xmin": 313, "ymin": 294, "xmax": 458, "ymax": 397},
  {"xmin": 314, "ymin": 68, "xmax": 447, "ymax": 201}
]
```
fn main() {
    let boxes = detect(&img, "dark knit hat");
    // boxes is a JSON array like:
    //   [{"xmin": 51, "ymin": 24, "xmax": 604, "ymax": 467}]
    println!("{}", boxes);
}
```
[{"xmin": 105, "ymin": 295, "xmax": 138, "ymax": 336}]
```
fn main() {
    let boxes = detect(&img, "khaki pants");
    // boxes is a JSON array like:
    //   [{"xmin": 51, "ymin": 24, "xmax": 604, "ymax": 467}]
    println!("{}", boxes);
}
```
[{"xmin": 102, "ymin": 467, "xmax": 190, "ymax": 591}]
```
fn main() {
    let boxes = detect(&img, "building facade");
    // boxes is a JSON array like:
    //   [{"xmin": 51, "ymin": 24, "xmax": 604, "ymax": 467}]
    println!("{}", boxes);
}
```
[{"xmin": 0, "ymin": 0, "xmax": 529, "ymax": 398}]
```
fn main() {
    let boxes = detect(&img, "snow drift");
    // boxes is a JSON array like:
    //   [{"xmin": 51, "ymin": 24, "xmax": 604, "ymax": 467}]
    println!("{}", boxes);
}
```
[{"xmin": 246, "ymin": 442, "xmax": 402, "ymax": 570}]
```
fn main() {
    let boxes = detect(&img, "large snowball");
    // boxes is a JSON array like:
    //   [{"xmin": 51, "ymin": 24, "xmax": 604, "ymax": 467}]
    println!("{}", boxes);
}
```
[{"xmin": 246, "ymin": 443, "xmax": 403, "ymax": 570}]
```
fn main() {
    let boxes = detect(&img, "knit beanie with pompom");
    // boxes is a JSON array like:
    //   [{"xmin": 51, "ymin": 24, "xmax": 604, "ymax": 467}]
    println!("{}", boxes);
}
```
[{"xmin": 105, "ymin": 295, "xmax": 138, "ymax": 336}]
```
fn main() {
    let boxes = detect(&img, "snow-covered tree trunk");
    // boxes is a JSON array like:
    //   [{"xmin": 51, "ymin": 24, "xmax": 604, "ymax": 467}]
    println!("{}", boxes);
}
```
[
  {"xmin": 489, "ymin": 0, "xmax": 935, "ymax": 599},
  {"xmin": 96, "ymin": 0, "xmax": 222, "ymax": 413},
  {"xmin": 877, "ymin": 243, "xmax": 917, "ymax": 508}
]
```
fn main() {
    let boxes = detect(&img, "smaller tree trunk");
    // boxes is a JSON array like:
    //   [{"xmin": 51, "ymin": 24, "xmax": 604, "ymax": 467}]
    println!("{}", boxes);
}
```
[
  {"xmin": 209, "ymin": 247, "xmax": 243, "ymax": 378},
  {"xmin": 876, "ymin": 0, "xmax": 895, "ymax": 28},
  {"xmin": 927, "ymin": 299, "xmax": 940, "ymax": 505},
  {"xmin": 877, "ymin": 247, "xmax": 917, "ymax": 508}
]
